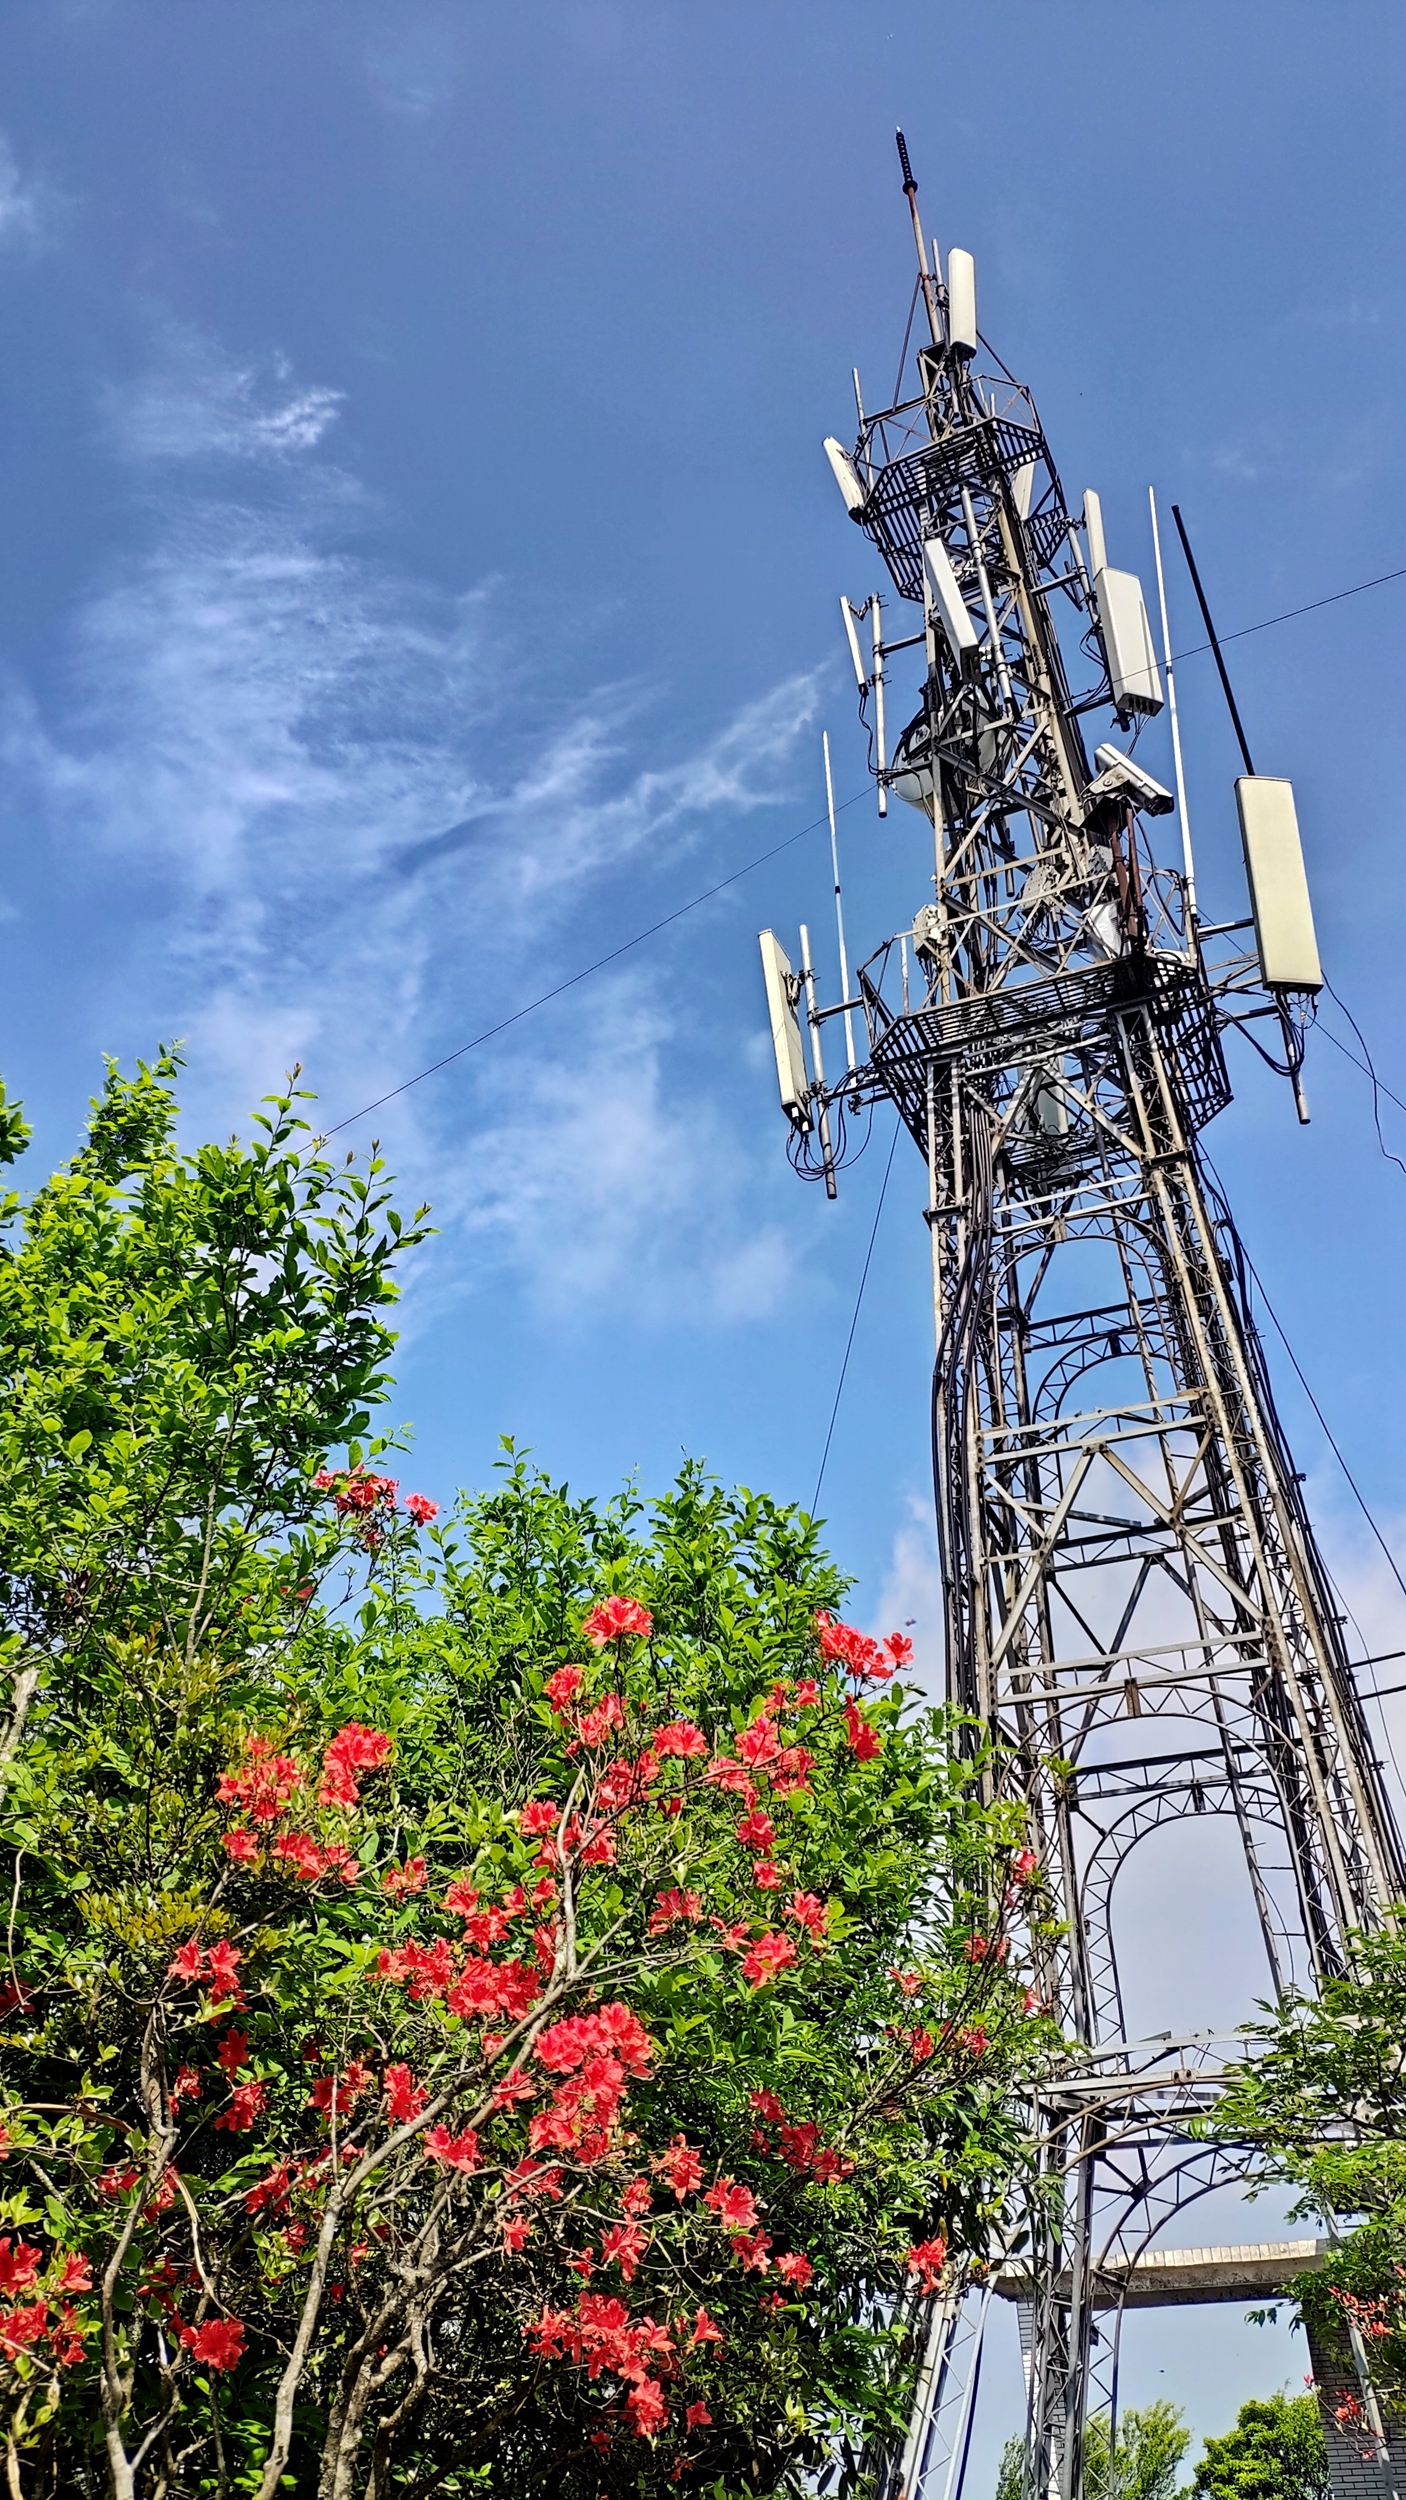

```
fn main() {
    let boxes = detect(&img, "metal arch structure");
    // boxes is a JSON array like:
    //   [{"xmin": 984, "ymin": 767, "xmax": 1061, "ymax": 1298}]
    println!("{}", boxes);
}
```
[{"xmin": 768, "ymin": 139, "xmax": 1406, "ymax": 2500}]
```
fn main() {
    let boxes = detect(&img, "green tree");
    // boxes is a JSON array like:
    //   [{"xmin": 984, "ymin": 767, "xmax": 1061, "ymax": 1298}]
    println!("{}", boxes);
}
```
[
  {"xmin": 995, "ymin": 2400, "xmax": 1189, "ymax": 2500},
  {"xmin": 1192, "ymin": 2394, "xmax": 1327, "ymax": 2500},
  {"xmin": 0, "ymin": 1059, "xmax": 1058, "ymax": 2498},
  {"xmin": 1213, "ymin": 1927, "xmax": 1406, "ymax": 2408}
]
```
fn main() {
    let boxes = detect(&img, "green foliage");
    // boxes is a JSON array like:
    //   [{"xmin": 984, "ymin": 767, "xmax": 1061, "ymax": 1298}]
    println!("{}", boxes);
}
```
[
  {"xmin": 1213, "ymin": 1924, "xmax": 1406, "ymax": 2403},
  {"xmin": 1191, "ymin": 2395, "xmax": 1327, "ymax": 2500},
  {"xmin": 0, "ymin": 1059, "xmax": 1056, "ymax": 2499},
  {"xmin": 994, "ymin": 2402, "xmax": 1189, "ymax": 2500}
]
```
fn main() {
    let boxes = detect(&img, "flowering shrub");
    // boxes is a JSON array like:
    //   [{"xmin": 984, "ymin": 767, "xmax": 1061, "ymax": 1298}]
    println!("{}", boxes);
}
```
[{"xmin": 0, "ymin": 1062, "xmax": 1055, "ymax": 2498}]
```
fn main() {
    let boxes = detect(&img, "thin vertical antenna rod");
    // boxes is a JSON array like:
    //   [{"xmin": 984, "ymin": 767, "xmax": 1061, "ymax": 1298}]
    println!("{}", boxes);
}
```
[
  {"xmin": 872, "ymin": 598, "xmax": 888, "ymax": 816},
  {"xmin": 798, "ymin": 923, "xmax": 837, "ymax": 1198},
  {"xmin": 824, "ymin": 731, "xmax": 857, "ymax": 1071},
  {"xmin": 895, "ymin": 128, "xmax": 942, "ymax": 344},
  {"xmin": 1171, "ymin": 504, "xmax": 1257, "ymax": 777},
  {"xmin": 1149, "ymin": 487, "xmax": 1197, "ymax": 929}
]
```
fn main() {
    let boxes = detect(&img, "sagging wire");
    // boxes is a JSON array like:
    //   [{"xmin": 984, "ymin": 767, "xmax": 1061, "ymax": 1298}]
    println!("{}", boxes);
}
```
[
  {"xmin": 1324, "ymin": 979, "xmax": 1406, "ymax": 1182},
  {"xmin": 1203, "ymin": 1149, "xmax": 1406, "ymax": 1611},
  {"xmin": 812, "ymin": 1117, "xmax": 901, "ymax": 1512}
]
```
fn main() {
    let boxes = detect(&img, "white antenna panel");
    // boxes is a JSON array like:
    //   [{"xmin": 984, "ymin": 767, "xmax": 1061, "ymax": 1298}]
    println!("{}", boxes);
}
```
[
  {"xmin": 1082, "ymin": 488, "xmax": 1108, "ymax": 576},
  {"xmin": 1092, "ymin": 566, "xmax": 1164, "ymax": 717},
  {"xmin": 923, "ymin": 534, "xmax": 980, "ymax": 658},
  {"xmin": 758, "ymin": 930, "xmax": 813, "ymax": 1127},
  {"xmin": 1012, "ymin": 458, "xmax": 1038, "ymax": 520},
  {"xmin": 1235, "ymin": 777, "xmax": 1323, "ymax": 992},
  {"xmin": 822, "ymin": 437, "xmax": 867, "ymax": 515},
  {"xmin": 946, "ymin": 248, "xmax": 977, "ymax": 354}
]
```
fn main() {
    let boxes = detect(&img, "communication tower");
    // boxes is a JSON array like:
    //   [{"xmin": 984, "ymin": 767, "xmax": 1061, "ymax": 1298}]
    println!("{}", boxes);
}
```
[{"xmin": 760, "ymin": 136, "xmax": 1405, "ymax": 2500}]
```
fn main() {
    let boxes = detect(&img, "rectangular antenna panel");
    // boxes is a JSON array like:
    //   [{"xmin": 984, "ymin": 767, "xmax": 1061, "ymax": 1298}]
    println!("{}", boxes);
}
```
[
  {"xmin": 1235, "ymin": 777, "xmax": 1323, "ymax": 992},
  {"xmin": 758, "ymin": 930, "xmax": 813, "ymax": 1128},
  {"xmin": 1093, "ymin": 566, "xmax": 1164, "ymax": 717},
  {"xmin": 923, "ymin": 535, "xmax": 979, "ymax": 658}
]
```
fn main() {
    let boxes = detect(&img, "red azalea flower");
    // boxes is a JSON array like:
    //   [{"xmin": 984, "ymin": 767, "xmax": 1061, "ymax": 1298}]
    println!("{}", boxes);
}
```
[
  {"xmin": 654, "ymin": 1719, "xmax": 708, "ymax": 1758},
  {"xmin": 425, "ymin": 2125, "xmax": 481, "ymax": 2171},
  {"xmin": 178, "ymin": 2315, "xmax": 246, "ymax": 2371},
  {"xmin": 906, "ymin": 2237, "xmax": 948, "ymax": 2292},
  {"xmin": 734, "ymin": 1810, "xmax": 776, "ymax": 1854},
  {"xmin": 405, "ymin": 1492, "xmax": 438, "ymax": 1524},
  {"xmin": 582, "ymin": 1596, "xmax": 653, "ymax": 1646},
  {"xmin": 685, "ymin": 2401, "xmax": 712, "ymax": 2429},
  {"xmin": 741, "ymin": 1932, "xmax": 797, "ymax": 1989},
  {"xmin": 544, "ymin": 1664, "xmax": 584, "ymax": 1711}
]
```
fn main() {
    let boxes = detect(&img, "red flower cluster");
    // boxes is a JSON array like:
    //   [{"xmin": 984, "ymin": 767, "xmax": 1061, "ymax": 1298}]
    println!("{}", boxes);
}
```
[
  {"xmin": 0, "ymin": 2240, "xmax": 90, "ymax": 2369},
  {"xmin": 216, "ymin": 1738, "xmax": 302, "ymax": 1824},
  {"xmin": 318, "ymin": 1722, "xmax": 392, "ymax": 1810},
  {"xmin": 177, "ymin": 2314, "xmax": 245, "ymax": 2371},
  {"xmin": 166, "ymin": 1939, "xmax": 244, "ymax": 2005},
  {"xmin": 582, "ymin": 1597, "xmax": 654, "ymax": 1646},
  {"xmin": 814, "ymin": 1611, "xmax": 912, "ymax": 1681},
  {"xmin": 906, "ymin": 2237, "xmax": 948, "ymax": 2292}
]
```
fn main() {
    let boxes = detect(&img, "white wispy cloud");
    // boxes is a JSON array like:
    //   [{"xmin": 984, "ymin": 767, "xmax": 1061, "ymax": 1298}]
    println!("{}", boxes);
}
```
[
  {"xmin": 0, "ymin": 136, "xmax": 54, "ymax": 253},
  {"xmin": 105, "ymin": 326, "xmax": 345, "ymax": 465},
  {"xmin": 5, "ymin": 327, "xmax": 820, "ymax": 1321}
]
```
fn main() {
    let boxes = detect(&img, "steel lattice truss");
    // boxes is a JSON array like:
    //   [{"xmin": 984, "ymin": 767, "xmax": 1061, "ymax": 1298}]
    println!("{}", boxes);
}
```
[{"xmin": 784, "ymin": 160, "xmax": 1406, "ymax": 2500}]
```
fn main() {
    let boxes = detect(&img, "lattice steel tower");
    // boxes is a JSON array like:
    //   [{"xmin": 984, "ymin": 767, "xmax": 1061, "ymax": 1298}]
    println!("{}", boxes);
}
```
[{"xmin": 760, "ymin": 136, "xmax": 1404, "ymax": 2500}]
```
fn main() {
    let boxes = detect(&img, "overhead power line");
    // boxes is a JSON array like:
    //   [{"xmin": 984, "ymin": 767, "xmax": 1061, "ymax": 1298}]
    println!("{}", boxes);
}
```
[{"xmin": 323, "ymin": 553, "xmax": 1406, "ymax": 1140}]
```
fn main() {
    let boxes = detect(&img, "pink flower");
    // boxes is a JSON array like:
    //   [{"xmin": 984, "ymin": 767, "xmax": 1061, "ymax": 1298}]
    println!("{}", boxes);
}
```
[
  {"xmin": 56, "ymin": 2254, "xmax": 92, "ymax": 2296},
  {"xmin": 178, "ymin": 2315, "xmax": 246, "ymax": 2371},
  {"xmin": 519, "ymin": 1800, "xmax": 561, "ymax": 1836},
  {"xmin": 787, "ymin": 1891, "xmax": 828, "ymax": 1940},
  {"xmin": 704, "ymin": 2178, "xmax": 758, "ymax": 2232},
  {"xmin": 222, "ymin": 1828, "xmax": 258, "ymax": 1864},
  {"xmin": 654, "ymin": 1719, "xmax": 708, "ymax": 1758},
  {"xmin": 577, "ymin": 1694, "xmax": 625, "ymax": 1748},
  {"xmin": 775, "ymin": 2250, "xmax": 814, "ymax": 2287},
  {"xmin": 884, "ymin": 1632, "xmax": 914, "ymax": 1666},
  {"xmin": 648, "ymin": 1887, "xmax": 703, "ymax": 1935},
  {"xmin": 601, "ymin": 2221, "xmax": 649, "ymax": 2280},
  {"xmin": 216, "ymin": 2027, "xmax": 249, "ymax": 2075},
  {"xmin": 656, "ymin": 2136, "xmax": 704, "ymax": 2200},
  {"xmin": 168, "ymin": 1940, "xmax": 205, "ymax": 1982},
  {"xmin": 753, "ymin": 1861, "xmax": 781, "ymax": 1889},
  {"xmin": 688, "ymin": 2305, "xmax": 725, "ymax": 2348},
  {"xmin": 741, "ymin": 1931, "xmax": 797, "ymax": 1989},
  {"xmin": 582, "ymin": 1596, "xmax": 654, "ymax": 1646},
  {"xmin": 906, "ymin": 2236, "xmax": 947, "ymax": 2291},
  {"xmin": 734, "ymin": 1810, "xmax": 776, "ymax": 1854},
  {"xmin": 958, "ymin": 2025, "xmax": 990, "ymax": 2058},
  {"xmin": 272, "ymin": 1831, "xmax": 327, "ymax": 1881},
  {"xmin": 794, "ymin": 1678, "xmax": 821, "ymax": 1706},
  {"xmin": 1011, "ymin": 1847, "xmax": 1038, "ymax": 1883},
  {"xmin": 382, "ymin": 1856, "xmax": 428, "ymax": 1898},
  {"xmin": 502, "ymin": 2212, "xmax": 532, "ymax": 2252},
  {"xmin": 843, "ymin": 1699, "xmax": 882, "ymax": 1761},
  {"xmin": 318, "ymin": 1723, "xmax": 391, "ymax": 1809},
  {"xmin": 405, "ymin": 1493, "xmax": 438, "ymax": 1525},
  {"xmin": 686, "ymin": 2401, "xmax": 712, "ymax": 2429},
  {"xmin": 425, "ymin": 2126, "xmax": 481, "ymax": 2171},
  {"xmin": 750, "ymin": 2088, "xmax": 785, "ymax": 2122},
  {"xmin": 544, "ymin": 1665, "xmax": 584, "ymax": 1712}
]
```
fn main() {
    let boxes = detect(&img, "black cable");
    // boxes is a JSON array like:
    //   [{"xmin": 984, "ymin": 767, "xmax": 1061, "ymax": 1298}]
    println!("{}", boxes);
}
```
[
  {"xmin": 322, "ymin": 790, "xmax": 862, "ymax": 1138},
  {"xmin": 1170, "ymin": 505, "xmax": 1257, "ymax": 776},
  {"xmin": 1204, "ymin": 1156, "xmax": 1406, "ymax": 1608},
  {"xmin": 1318, "ymin": 1024, "xmax": 1406, "ymax": 1126},
  {"xmin": 811, "ymin": 1117, "xmax": 900, "ymax": 1511},
  {"xmin": 319, "ymin": 552, "xmax": 1406, "ymax": 1142},
  {"xmin": 1323, "ymin": 980, "xmax": 1406, "ymax": 1181}
]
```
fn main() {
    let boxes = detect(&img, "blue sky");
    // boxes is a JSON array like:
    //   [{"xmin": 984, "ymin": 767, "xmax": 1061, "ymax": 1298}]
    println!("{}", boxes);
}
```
[{"xmin": 1, "ymin": 0, "xmax": 1404, "ymax": 2458}]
